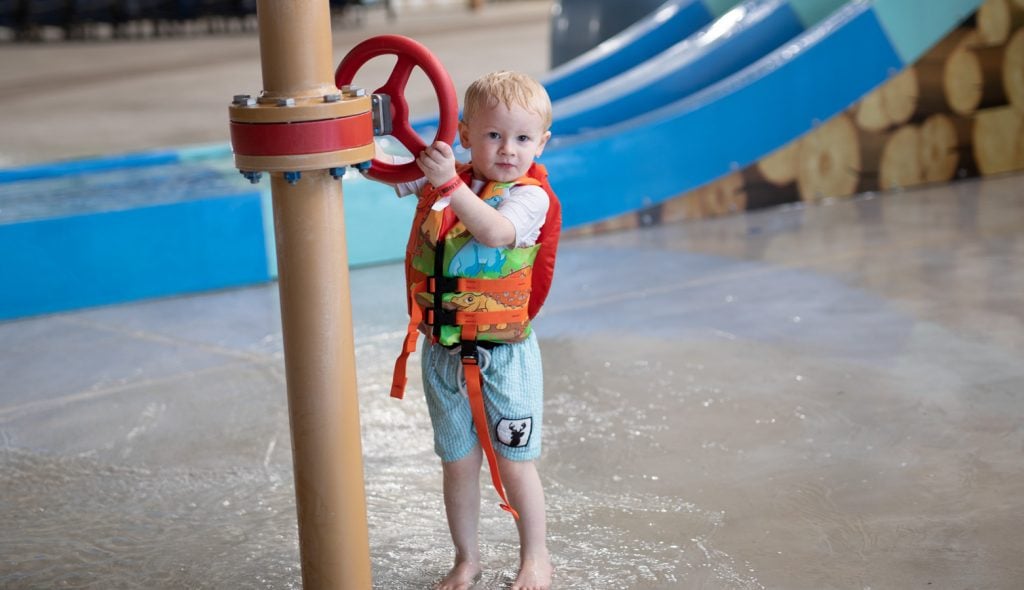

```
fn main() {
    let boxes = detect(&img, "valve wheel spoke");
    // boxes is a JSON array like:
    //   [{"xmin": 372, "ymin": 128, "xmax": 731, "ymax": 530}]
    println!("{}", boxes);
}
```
[{"xmin": 336, "ymin": 35, "xmax": 458, "ymax": 183}]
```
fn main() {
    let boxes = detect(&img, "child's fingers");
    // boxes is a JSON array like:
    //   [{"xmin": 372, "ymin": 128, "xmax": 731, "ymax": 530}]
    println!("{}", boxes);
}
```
[
  {"xmin": 418, "ymin": 142, "xmax": 456, "ymax": 185},
  {"xmin": 423, "ymin": 143, "xmax": 450, "ymax": 163},
  {"xmin": 418, "ymin": 151, "xmax": 441, "ymax": 171},
  {"xmin": 422, "ymin": 145, "xmax": 454, "ymax": 170},
  {"xmin": 430, "ymin": 141, "xmax": 453, "ymax": 159}
]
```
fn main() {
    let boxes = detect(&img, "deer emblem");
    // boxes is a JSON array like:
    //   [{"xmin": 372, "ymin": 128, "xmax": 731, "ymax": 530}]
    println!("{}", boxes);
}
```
[{"xmin": 497, "ymin": 417, "xmax": 533, "ymax": 448}]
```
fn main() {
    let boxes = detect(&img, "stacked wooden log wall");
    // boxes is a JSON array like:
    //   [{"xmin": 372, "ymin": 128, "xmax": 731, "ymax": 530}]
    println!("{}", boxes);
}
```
[{"xmin": 569, "ymin": 0, "xmax": 1024, "ymax": 237}]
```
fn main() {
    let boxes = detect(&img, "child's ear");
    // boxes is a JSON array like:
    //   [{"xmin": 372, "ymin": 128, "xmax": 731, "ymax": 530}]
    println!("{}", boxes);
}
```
[
  {"xmin": 458, "ymin": 121, "xmax": 471, "ymax": 149},
  {"xmin": 535, "ymin": 131, "xmax": 552, "ymax": 158}
]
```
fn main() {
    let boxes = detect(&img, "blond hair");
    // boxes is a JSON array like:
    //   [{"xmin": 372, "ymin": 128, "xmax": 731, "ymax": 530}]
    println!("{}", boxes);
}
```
[{"xmin": 462, "ymin": 71, "xmax": 552, "ymax": 131}]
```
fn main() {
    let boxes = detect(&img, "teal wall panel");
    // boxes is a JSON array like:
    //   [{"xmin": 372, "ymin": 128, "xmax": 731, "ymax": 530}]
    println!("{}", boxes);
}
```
[{"xmin": 873, "ymin": 0, "xmax": 982, "ymax": 63}]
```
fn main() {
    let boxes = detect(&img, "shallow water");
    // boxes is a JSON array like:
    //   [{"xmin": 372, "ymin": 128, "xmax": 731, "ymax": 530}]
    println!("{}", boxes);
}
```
[
  {"xmin": 3, "ymin": 175, "xmax": 1024, "ymax": 588},
  {"xmin": 1, "ymin": 449, "xmax": 302, "ymax": 589},
  {"xmin": 0, "ymin": 332, "xmax": 764, "ymax": 590}
]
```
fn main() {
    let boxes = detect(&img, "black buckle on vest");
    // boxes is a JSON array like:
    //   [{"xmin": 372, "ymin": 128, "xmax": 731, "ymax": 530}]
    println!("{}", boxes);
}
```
[
  {"xmin": 428, "ymin": 275, "xmax": 458, "ymax": 295},
  {"xmin": 460, "ymin": 339, "xmax": 478, "ymax": 363},
  {"xmin": 432, "ymin": 238, "xmax": 449, "ymax": 339},
  {"xmin": 426, "ymin": 307, "xmax": 457, "ymax": 327}
]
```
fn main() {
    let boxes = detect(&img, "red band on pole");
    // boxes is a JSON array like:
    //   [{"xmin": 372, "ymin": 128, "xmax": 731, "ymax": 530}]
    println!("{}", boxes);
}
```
[{"xmin": 230, "ymin": 112, "xmax": 374, "ymax": 157}]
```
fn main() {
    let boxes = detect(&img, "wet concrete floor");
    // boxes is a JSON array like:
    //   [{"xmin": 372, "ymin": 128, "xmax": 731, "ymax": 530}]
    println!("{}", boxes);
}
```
[{"xmin": 3, "ymin": 171, "xmax": 1023, "ymax": 588}]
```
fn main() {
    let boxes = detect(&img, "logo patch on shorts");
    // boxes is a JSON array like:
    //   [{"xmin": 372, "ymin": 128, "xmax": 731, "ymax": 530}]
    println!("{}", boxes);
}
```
[{"xmin": 495, "ymin": 417, "xmax": 533, "ymax": 448}]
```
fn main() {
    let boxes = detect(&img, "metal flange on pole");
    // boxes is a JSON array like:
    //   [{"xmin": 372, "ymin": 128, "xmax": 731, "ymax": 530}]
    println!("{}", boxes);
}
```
[{"xmin": 228, "ymin": 1, "xmax": 373, "ymax": 588}]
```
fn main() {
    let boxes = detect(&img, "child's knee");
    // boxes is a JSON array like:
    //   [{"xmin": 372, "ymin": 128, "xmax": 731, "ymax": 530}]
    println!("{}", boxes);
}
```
[
  {"xmin": 443, "ymin": 446, "xmax": 483, "ymax": 475},
  {"xmin": 496, "ymin": 456, "xmax": 537, "ymax": 481}
]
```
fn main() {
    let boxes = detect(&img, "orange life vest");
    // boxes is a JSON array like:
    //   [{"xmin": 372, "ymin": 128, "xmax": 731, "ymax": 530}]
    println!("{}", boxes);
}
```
[{"xmin": 391, "ymin": 162, "xmax": 561, "ymax": 519}]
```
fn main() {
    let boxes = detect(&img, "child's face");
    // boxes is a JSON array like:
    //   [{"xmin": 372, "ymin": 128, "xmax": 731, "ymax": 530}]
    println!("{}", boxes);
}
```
[{"xmin": 459, "ymin": 101, "xmax": 551, "ymax": 183}]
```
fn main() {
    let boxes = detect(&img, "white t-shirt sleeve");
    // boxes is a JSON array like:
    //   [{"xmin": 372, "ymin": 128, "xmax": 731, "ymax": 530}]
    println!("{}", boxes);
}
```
[
  {"xmin": 497, "ymin": 184, "xmax": 549, "ymax": 247},
  {"xmin": 391, "ymin": 155, "xmax": 423, "ymax": 197},
  {"xmin": 395, "ymin": 177, "xmax": 426, "ymax": 198},
  {"xmin": 395, "ymin": 172, "xmax": 548, "ymax": 247}
]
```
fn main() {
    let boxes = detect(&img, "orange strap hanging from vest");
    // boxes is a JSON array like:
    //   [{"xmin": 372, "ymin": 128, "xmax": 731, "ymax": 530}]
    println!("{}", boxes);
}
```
[
  {"xmin": 391, "ymin": 281, "xmax": 426, "ymax": 400},
  {"xmin": 390, "ymin": 294, "xmax": 522, "ymax": 519},
  {"xmin": 461, "ymin": 325, "xmax": 520, "ymax": 519}
]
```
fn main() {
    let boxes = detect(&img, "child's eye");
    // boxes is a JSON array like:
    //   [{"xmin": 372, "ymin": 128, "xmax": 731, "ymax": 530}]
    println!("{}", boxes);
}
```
[
  {"xmin": 488, "ymin": 132, "xmax": 501, "ymax": 140},
  {"xmin": 517, "ymin": 135, "xmax": 531, "ymax": 142}
]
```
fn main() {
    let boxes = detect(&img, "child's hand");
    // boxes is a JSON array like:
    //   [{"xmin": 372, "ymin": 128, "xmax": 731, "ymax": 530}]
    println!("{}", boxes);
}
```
[{"xmin": 416, "ymin": 141, "xmax": 458, "ymax": 187}]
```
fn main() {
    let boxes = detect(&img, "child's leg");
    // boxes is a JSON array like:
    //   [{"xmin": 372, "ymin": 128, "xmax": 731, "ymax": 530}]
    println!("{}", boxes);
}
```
[
  {"xmin": 497, "ymin": 457, "xmax": 552, "ymax": 590},
  {"xmin": 437, "ymin": 446, "xmax": 484, "ymax": 590}
]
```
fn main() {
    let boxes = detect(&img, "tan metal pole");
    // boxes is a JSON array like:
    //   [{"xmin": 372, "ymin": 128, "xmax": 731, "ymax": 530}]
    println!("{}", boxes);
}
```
[
  {"xmin": 272, "ymin": 171, "xmax": 371, "ymax": 589},
  {"xmin": 229, "ymin": 1, "xmax": 374, "ymax": 587}
]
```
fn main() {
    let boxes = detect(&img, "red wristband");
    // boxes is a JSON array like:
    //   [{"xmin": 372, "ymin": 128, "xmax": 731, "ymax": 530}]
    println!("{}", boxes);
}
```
[{"xmin": 430, "ymin": 176, "xmax": 463, "ymax": 198}]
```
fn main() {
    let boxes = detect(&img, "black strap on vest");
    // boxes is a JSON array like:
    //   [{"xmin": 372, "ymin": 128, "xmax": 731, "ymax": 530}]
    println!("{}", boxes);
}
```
[{"xmin": 431, "ymin": 238, "xmax": 446, "ymax": 339}]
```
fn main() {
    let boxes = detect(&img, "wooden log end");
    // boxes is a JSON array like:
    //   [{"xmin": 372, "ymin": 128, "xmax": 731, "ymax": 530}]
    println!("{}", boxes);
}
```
[
  {"xmin": 879, "ymin": 125, "xmax": 924, "ymax": 190},
  {"xmin": 756, "ymin": 140, "xmax": 801, "ymax": 186},
  {"xmin": 797, "ymin": 114, "xmax": 862, "ymax": 202},
  {"xmin": 882, "ymin": 67, "xmax": 920, "ymax": 126},
  {"xmin": 973, "ymin": 105, "xmax": 1024, "ymax": 174},
  {"xmin": 855, "ymin": 86, "xmax": 891, "ymax": 132},
  {"xmin": 919, "ymin": 113, "xmax": 966, "ymax": 182},
  {"xmin": 1005, "ymin": 29, "xmax": 1024, "ymax": 112},
  {"xmin": 978, "ymin": 0, "xmax": 1013, "ymax": 46},
  {"xmin": 944, "ymin": 31, "xmax": 985, "ymax": 116},
  {"xmin": 662, "ymin": 172, "xmax": 748, "ymax": 222}
]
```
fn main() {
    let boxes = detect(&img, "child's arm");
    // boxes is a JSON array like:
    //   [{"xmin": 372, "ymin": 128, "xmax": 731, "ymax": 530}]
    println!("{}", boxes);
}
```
[{"xmin": 417, "ymin": 141, "xmax": 516, "ymax": 248}]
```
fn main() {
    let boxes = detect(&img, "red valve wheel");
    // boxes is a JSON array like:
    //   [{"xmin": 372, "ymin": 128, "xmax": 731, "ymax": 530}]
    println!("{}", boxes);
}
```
[{"xmin": 336, "ymin": 35, "xmax": 459, "ymax": 184}]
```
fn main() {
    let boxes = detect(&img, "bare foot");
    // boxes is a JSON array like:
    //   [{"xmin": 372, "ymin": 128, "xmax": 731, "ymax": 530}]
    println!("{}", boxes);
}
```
[
  {"xmin": 435, "ymin": 560, "xmax": 482, "ymax": 590},
  {"xmin": 511, "ymin": 555, "xmax": 553, "ymax": 590}
]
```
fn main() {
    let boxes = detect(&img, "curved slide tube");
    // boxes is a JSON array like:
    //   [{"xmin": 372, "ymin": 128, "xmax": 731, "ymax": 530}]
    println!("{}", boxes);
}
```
[
  {"xmin": 414, "ymin": 0, "xmax": 845, "ymax": 138},
  {"xmin": 544, "ymin": 0, "xmax": 721, "ymax": 101},
  {"xmin": 412, "ymin": 0, "xmax": 733, "ymax": 138},
  {"xmin": 541, "ymin": 0, "xmax": 983, "ymax": 228},
  {"xmin": 552, "ymin": 0, "xmax": 810, "ymax": 136}
]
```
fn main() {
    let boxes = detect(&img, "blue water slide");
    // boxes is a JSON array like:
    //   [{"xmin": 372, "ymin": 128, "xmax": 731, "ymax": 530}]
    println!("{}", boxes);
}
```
[
  {"xmin": 541, "ymin": 0, "xmax": 982, "ymax": 228},
  {"xmin": 415, "ymin": 0, "xmax": 842, "ymax": 143},
  {"xmin": 544, "ymin": 0, "xmax": 718, "ymax": 101},
  {"xmin": 551, "ymin": 0, "xmax": 806, "ymax": 136},
  {"xmin": 411, "ymin": 0, "xmax": 726, "ymax": 138}
]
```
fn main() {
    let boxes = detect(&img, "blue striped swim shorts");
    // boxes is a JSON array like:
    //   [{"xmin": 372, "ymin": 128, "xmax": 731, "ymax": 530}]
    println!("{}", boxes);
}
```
[{"xmin": 421, "ymin": 332, "xmax": 543, "ymax": 463}]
